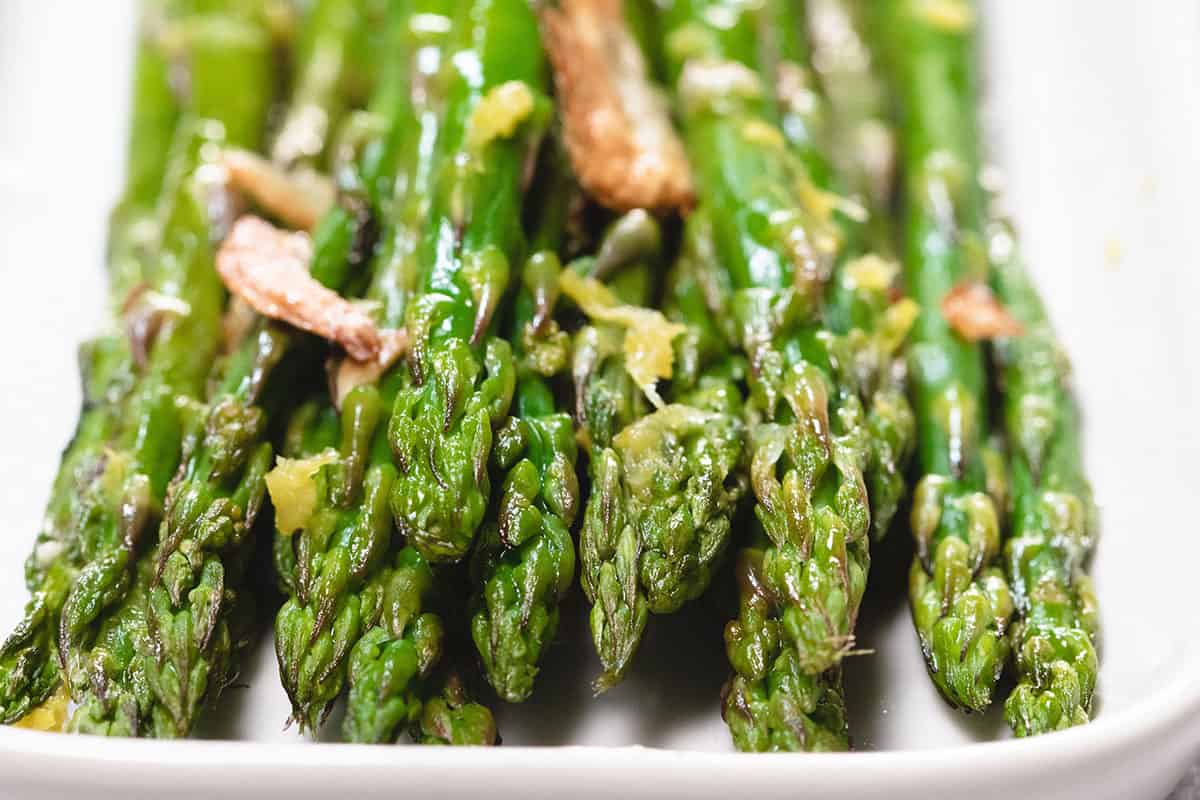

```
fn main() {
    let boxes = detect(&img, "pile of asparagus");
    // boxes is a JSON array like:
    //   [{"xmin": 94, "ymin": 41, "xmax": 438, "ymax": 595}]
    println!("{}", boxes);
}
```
[{"xmin": 0, "ymin": 0, "xmax": 1098, "ymax": 750}]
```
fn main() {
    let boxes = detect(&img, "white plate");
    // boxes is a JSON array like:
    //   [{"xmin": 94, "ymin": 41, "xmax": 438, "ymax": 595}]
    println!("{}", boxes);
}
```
[{"xmin": 1, "ymin": 1, "xmax": 1199, "ymax": 798}]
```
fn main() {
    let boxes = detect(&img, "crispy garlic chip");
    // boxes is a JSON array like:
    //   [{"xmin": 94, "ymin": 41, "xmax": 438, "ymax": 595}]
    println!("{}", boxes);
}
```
[
  {"xmin": 542, "ymin": 0, "xmax": 693, "ymax": 214},
  {"xmin": 216, "ymin": 215, "xmax": 392, "ymax": 361},
  {"xmin": 941, "ymin": 281, "xmax": 1024, "ymax": 341},
  {"xmin": 221, "ymin": 149, "xmax": 335, "ymax": 232}
]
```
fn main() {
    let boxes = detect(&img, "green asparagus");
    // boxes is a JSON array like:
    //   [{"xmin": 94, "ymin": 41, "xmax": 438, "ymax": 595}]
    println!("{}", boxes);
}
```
[
  {"xmin": 388, "ymin": 0, "xmax": 550, "ymax": 565},
  {"xmin": 577, "ymin": 210, "xmax": 747, "ymax": 692},
  {"xmin": 0, "ymin": 5, "xmax": 184, "ymax": 728},
  {"xmin": 64, "ymin": 10, "xmax": 278, "ymax": 736},
  {"xmin": 108, "ymin": 0, "xmax": 190, "ymax": 307},
  {"xmin": 989, "ymin": 217, "xmax": 1099, "ymax": 736},
  {"xmin": 341, "ymin": 545, "xmax": 443, "ymax": 741},
  {"xmin": 569, "ymin": 214, "xmax": 659, "ymax": 685},
  {"xmin": 766, "ymin": 0, "xmax": 916, "ymax": 544},
  {"xmin": 469, "ymin": 167, "xmax": 578, "ymax": 703},
  {"xmin": 414, "ymin": 669, "xmax": 499, "ymax": 745},
  {"xmin": 802, "ymin": 0, "xmax": 900, "ymax": 254},
  {"xmin": 355, "ymin": 0, "xmax": 555, "ymax": 713},
  {"xmin": 271, "ymin": 2, "xmax": 498, "ymax": 741},
  {"xmin": 271, "ymin": 0, "xmax": 368, "ymax": 169},
  {"xmin": 3, "ymin": 0, "xmax": 1107, "ymax": 751},
  {"xmin": 873, "ymin": 0, "xmax": 1014, "ymax": 711},
  {"xmin": 661, "ymin": 0, "xmax": 873, "ymax": 751},
  {"xmin": 106, "ymin": 0, "xmax": 378, "ymax": 738},
  {"xmin": 272, "ymin": 0, "xmax": 455, "ymax": 733},
  {"xmin": 278, "ymin": 394, "xmax": 496, "ymax": 744},
  {"xmin": 570, "ymin": 219, "xmax": 659, "ymax": 463}
]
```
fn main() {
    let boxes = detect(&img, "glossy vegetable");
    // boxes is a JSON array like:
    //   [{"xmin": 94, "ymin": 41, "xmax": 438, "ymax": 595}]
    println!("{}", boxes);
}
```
[
  {"xmin": 990, "ymin": 217, "xmax": 1099, "ymax": 736},
  {"xmin": 64, "ymin": 6, "xmax": 279, "ymax": 736},
  {"xmin": 873, "ymin": 0, "xmax": 1014, "ymax": 711}
]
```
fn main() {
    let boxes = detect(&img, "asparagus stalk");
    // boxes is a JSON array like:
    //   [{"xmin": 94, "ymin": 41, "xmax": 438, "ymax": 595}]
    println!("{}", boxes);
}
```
[
  {"xmin": 802, "ymin": 0, "xmax": 900, "ymax": 253},
  {"xmin": 108, "ymin": 0, "xmax": 190, "ymax": 308},
  {"xmin": 989, "ymin": 217, "xmax": 1099, "ymax": 736},
  {"xmin": 340, "ymin": 0, "xmax": 398, "ymax": 110},
  {"xmin": 1, "ymin": 3, "xmax": 271, "ymax": 732},
  {"xmin": 576, "ymin": 210, "xmax": 747, "ymax": 692},
  {"xmin": 272, "ymin": 0, "xmax": 456, "ymax": 734},
  {"xmin": 413, "ymin": 670, "xmax": 499, "ymax": 745},
  {"xmin": 340, "ymin": 544, "xmax": 445, "ymax": 742},
  {"xmin": 271, "ymin": 0, "xmax": 368, "ymax": 169},
  {"xmin": 766, "ymin": 0, "xmax": 917, "ymax": 543},
  {"xmin": 571, "ymin": 218, "xmax": 659, "ymax": 464},
  {"xmin": 469, "ymin": 166, "xmax": 579, "ymax": 703},
  {"xmin": 63, "ymin": 10, "xmax": 279, "ymax": 736},
  {"xmin": 347, "ymin": 0, "xmax": 552, "ymax": 722},
  {"xmin": 873, "ymin": 0, "xmax": 1014, "ymax": 711},
  {"xmin": 659, "ymin": 214, "xmax": 749, "ymax": 553},
  {"xmin": 659, "ymin": 0, "xmax": 880, "ymax": 750},
  {"xmin": 1, "ymin": 341, "xmax": 138, "ymax": 731},
  {"xmin": 0, "ymin": 4, "xmax": 184, "ymax": 728},
  {"xmin": 570, "ymin": 214, "xmax": 657, "ymax": 682},
  {"xmin": 388, "ymin": 0, "xmax": 550, "ymax": 566},
  {"xmin": 540, "ymin": 0, "xmax": 746, "ymax": 694},
  {"xmin": 272, "ymin": 2, "xmax": 499, "ymax": 740},
  {"xmin": 896, "ymin": 0, "xmax": 1100, "ymax": 735},
  {"xmin": 103, "ymin": 0, "xmax": 377, "ymax": 738},
  {"xmin": 279, "ymin": 396, "xmax": 496, "ymax": 744}
]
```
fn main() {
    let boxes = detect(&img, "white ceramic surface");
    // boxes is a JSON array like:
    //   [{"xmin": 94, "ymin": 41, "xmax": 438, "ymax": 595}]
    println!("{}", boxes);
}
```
[{"xmin": 1, "ymin": 1, "xmax": 1198, "ymax": 798}]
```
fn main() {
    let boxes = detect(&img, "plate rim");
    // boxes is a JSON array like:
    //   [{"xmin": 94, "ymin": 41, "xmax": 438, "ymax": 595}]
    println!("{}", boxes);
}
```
[{"xmin": 2, "ymin": 657, "xmax": 1197, "ymax": 784}]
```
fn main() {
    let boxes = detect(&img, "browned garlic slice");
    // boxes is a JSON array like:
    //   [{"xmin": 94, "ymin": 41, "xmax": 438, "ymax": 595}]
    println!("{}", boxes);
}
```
[
  {"xmin": 941, "ymin": 281, "xmax": 1024, "ymax": 341},
  {"xmin": 541, "ymin": 0, "xmax": 693, "ymax": 214},
  {"xmin": 216, "ymin": 215, "xmax": 381, "ymax": 361},
  {"xmin": 221, "ymin": 149, "xmax": 335, "ymax": 232}
]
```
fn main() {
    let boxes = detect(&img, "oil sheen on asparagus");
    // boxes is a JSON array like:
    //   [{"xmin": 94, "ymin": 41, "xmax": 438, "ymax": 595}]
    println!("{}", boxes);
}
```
[{"xmin": 874, "ymin": 0, "xmax": 1015, "ymax": 712}]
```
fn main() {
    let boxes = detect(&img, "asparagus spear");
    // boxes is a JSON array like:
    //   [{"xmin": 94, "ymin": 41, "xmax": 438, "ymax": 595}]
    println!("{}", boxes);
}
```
[
  {"xmin": 108, "ymin": 0, "xmax": 189, "ymax": 308},
  {"xmin": 658, "ymin": 0, "xmax": 876, "ymax": 750},
  {"xmin": 988, "ymin": 217, "xmax": 1099, "ymax": 736},
  {"xmin": 801, "ymin": 0, "xmax": 900, "ymax": 253},
  {"xmin": 62, "ymin": 11, "xmax": 278, "ymax": 736},
  {"xmin": 97, "ymin": 0, "xmax": 379, "ymax": 738},
  {"xmin": 1, "ymin": 339, "xmax": 137, "ymax": 730},
  {"xmin": 537, "ymin": 0, "xmax": 744, "ymax": 693},
  {"xmin": 658, "ymin": 215, "xmax": 749, "ymax": 596},
  {"xmin": 279, "ymin": 398, "xmax": 497, "ymax": 743},
  {"xmin": 0, "ymin": 3, "xmax": 258, "ymax": 731},
  {"xmin": 341, "ymin": 544, "xmax": 444, "ymax": 742},
  {"xmin": 271, "ymin": 3, "xmax": 498, "ymax": 740},
  {"xmin": 765, "ymin": 0, "xmax": 916, "ymax": 543},
  {"xmin": 272, "ymin": 0, "xmax": 456, "ymax": 734},
  {"xmin": 468, "ymin": 166, "xmax": 579, "ymax": 703},
  {"xmin": 873, "ymin": 0, "xmax": 1014, "ymax": 711},
  {"xmin": 346, "ymin": 0, "xmax": 552, "ymax": 723},
  {"xmin": 2, "ymin": 4, "xmax": 180, "ymax": 725},
  {"xmin": 569, "ymin": 214, "xmax": 657, "ymax": 681},
  {"xmin": 413, "ymin": 670, "xmax": 499, "ymax": 745},
  {"xmin": 575, "ymin": 210, "xmax": 747, "ymax": 692},
  {"xmin": 388, "ymin": 0, "xmax": 550, "ymax": 566},
  {"xmin": 571, "ymin": 217, "xmax": 659, "ymax": 464}
]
